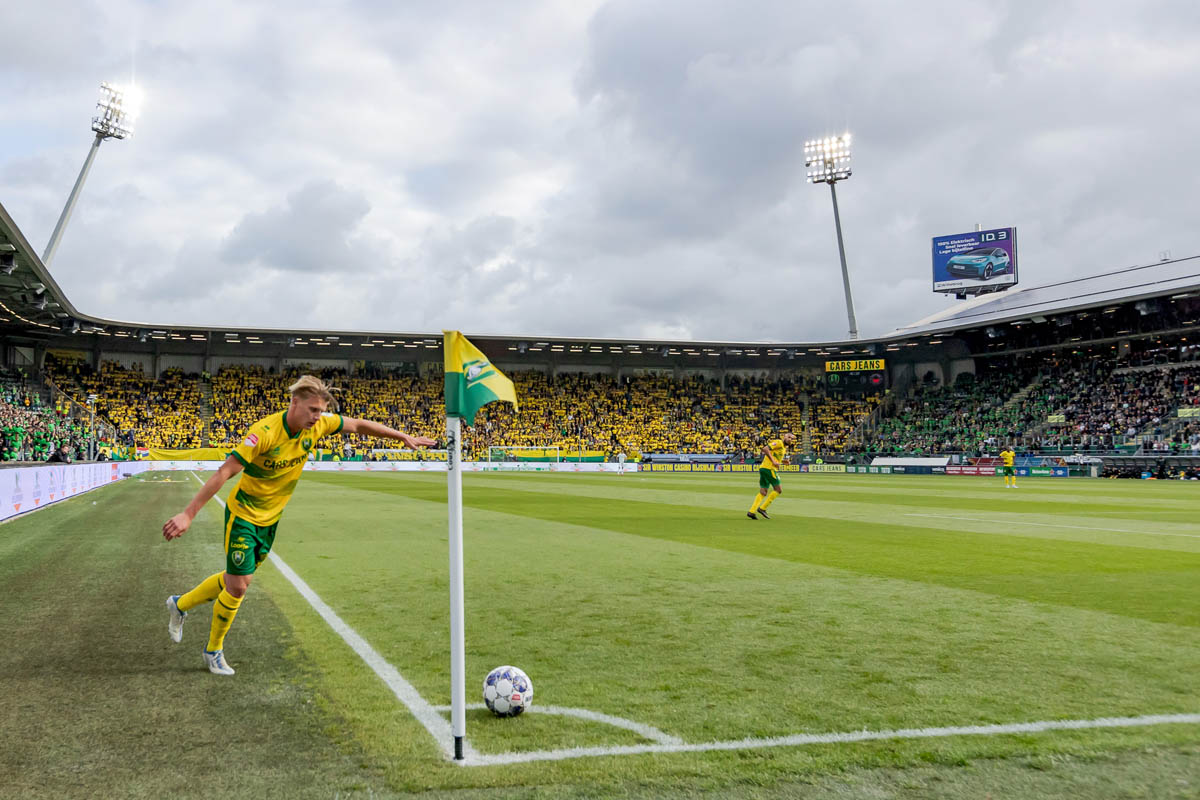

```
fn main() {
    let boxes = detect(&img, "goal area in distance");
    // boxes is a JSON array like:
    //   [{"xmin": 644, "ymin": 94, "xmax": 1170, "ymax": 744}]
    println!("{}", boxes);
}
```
[{"xmin": 487, "ymin": 446, "xmax": 561, "ymax": 463}]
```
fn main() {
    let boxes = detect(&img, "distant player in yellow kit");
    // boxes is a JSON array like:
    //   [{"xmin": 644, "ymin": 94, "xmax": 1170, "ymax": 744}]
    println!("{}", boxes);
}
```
[
  {"xmin": 747, "ymin": 433, "xmax": 796, "ymax": 519},
  {"xmin": 1000, "ymin": 446, "xmax": 1017, "ymax": 488},
  {"xmin": 162, "ymin": 375, "xmax": 435, "ymax": 675}
]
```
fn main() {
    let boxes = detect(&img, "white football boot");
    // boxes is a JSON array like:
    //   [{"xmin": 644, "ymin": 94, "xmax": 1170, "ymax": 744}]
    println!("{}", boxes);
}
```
[
  {"xmin": 166, "ymin": 595, "xmax": 186, "ymax": 643},
  {"xmin": 203, "ymin": 649, "xmax": 235, "ymax": 676}
]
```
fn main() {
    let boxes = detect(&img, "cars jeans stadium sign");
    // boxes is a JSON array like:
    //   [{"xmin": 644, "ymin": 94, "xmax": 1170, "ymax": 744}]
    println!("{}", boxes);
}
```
[{"xmin": 825, "ymin": 359, "xmax": 885, "ymax": 372}]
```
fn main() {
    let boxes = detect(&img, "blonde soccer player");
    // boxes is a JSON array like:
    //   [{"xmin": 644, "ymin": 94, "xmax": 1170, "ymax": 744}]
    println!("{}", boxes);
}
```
[
  {"xmin": 162, "ymin": 375, "xmax": 435, "ymax": 675},
  {"xmin": 1000, "ymin": 445, "xmax": 1017, "ymax": 488},
  {"xmin": 747, "ymin": 432, "xmax": 796, "ymax": 519}
]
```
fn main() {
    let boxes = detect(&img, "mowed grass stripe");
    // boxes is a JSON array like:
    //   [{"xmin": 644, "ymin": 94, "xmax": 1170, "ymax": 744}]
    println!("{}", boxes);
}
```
[
  {"xmin": 456, "ymin": 475, "xmax": 1200, "ymax": 550},
  {"xmin": 5, "ymin": 475, "xmax": 1196, "ymax": 798},
  {"xmin": 365, "ymin": 472, "xmax": 1199, "ymax": 531},
  {"xmin": 474, "ymin": 473, "xmax": 1200, "ymax": 523},
  {"xmin": 304, "ymin": 473, "xmax": 1200, "ymax": 627},
  {"xmin": 491, "ymin": 471, "xmax": 1198, "ymax": 504},
  {"xmin": 266, "ymin": 479, "xmax": 1199, "ymax": 772},
  {"xmin": 0, "ymin": 479, "xmax": 392, "ymax": 800}
]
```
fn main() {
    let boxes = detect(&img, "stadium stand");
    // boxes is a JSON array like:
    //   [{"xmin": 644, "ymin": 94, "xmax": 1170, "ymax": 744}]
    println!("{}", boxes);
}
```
[
  {"xmin": 0, "ymin": 398, "xmax": 95, "ymax": 462},
  {"xmin": 473, "ymin": 372, "xmax": 814, "ymax": 460},
  {"xmin": 808, "ymin": 394, "xmax": 883, "ymax": 456},
  {"xmin": 858, "ymin": 347, "xmax": 1200, "ymax": 457},
  {"xmin": 211, "ymin": 367, "xmax": 821, "ymax": 460},
  {"xmin": 66, "ymin": 362, "xmax": 892, "ymax": 462},
  {"xmin": 36, "ymin": 345, "xmax": 1199, "ymax": 464},
  {"xmin": 1039, "ymin": 362, "xmax": 1200, "ymax": 452},
  {"xmin": 864, "ymin": 361, "xmax": 1043, "ymax": 456},
  {"xmin": 6, "ymin": 187, "xmax": 1200, "ymax": 472},
  {"xmin": 44, "ymin": 356, "xmax": 205, "ymax": 450}
]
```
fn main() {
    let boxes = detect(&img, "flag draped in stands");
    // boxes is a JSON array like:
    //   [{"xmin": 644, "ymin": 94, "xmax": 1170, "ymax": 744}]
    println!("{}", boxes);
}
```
[{"xmin": 443, "ymin": 331, "xmax": 517, "ymax": 424}]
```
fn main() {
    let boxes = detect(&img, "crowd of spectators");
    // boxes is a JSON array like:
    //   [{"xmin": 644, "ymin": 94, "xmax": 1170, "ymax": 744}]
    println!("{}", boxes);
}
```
[
  {"xmin": 1037, "ymin": 363, "xmax": 1200, "ymax": 452},
  {"xmin": 0, "ymin": 400, "xmax": 95, "ymax": 462},
  {"xmin": 809, "ymin": 395, "xmax": 883, "ymax": 456},
  {"xmin": 467, "ymin": 372, "xmax": 813, "ymax": 460},
  {"xmin": 34, "ymin": 341, "xmax": 1200, "ymax": 463},
  {"xmin": 864, "ymin": 364, "xmax": 1042, "ymax": 456},
  {"xmin": 45, "ymin": 356, "xmax": 205, "ymax": 449},
  {"xmin": 210, "ymin": 365, "xmax": 294, "ymax": 446},
  {"xmin": 210, "ymin": 367, "xmax": 824, "ymax": 460},
  {"xmin": 2, "ymin": 366, "xmax": 97, "ymax": 461},
  {"xmin": 859, "ymin": 353, "xmax": 1200, "ymax": 457},
  {"xmin": 22, "ymin": 337, "xmax": 1200, "ymax": 463}
]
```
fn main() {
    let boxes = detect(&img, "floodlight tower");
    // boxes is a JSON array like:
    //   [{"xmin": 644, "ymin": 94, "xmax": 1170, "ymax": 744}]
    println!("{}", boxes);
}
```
[
  {"xmin": 804, "ymin": 133, "xmax": 858, "ymax": 340},
  {"xmin": 42, "ymin": 82, "xmax": 139, "ymax": 267}
]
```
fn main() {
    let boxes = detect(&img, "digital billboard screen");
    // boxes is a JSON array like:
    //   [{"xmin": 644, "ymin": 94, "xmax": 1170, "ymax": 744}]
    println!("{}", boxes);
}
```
[
  {"xmin": 931, "ymin": 227, "xmax": 1017, "ymax": 294},
  {"xmin": 824, "ymin": 359, "xmax": 887, "ymax": 395}
]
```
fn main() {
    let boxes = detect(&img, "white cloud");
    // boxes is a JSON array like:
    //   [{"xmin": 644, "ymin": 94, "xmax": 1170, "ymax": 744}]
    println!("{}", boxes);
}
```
[{"xmin": 2, "ymin": 0, "xmax": 1198, "ymax": 342}]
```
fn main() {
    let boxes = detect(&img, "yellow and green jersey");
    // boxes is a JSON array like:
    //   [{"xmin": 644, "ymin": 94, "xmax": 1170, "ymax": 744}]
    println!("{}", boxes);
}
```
[
  {"xmin": 759, "ymin": 439, "xmax": 787, "ymax": 472},
  {"xmin": 228, "ymin": 410, "xmax": 344, "ymax": 525},
  {"xmin": 1000, "ymin": 449, "xmax": 1015, "ymax": 467}
]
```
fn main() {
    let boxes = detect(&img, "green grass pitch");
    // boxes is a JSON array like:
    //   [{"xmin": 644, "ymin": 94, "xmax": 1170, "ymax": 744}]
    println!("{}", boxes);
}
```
[{"xmin": 1, "ymin": 471, "xmax": 1197, "ymax": 798}]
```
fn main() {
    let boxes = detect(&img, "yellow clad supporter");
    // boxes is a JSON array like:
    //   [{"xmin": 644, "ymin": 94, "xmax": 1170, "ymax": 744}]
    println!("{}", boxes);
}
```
[{"xmin": 50, "ymin": 359, "xmax": 882, "ymax": 463}]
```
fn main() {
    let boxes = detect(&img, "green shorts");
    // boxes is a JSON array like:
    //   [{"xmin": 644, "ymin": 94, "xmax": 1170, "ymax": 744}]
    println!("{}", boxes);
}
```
[
  {"xmin": 223, "ymin": 506, "xmax": 279, "ymax": 575},
  {"xmin": 1003, "ymin": 466, "xmax": 1014, "ymax": 477},
  {"xmin": 758, "ymin": 467, "xmax": 782, "ymax": 491}
]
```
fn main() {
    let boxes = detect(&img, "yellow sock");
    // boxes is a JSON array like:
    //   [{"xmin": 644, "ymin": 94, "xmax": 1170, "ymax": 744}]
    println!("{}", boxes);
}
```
[
  {"xmin": 207, "ymin": 589, "xmax": 244, "ymax": 652},
  {"xmin": 760, "ymin": 490, "xmax": 781, "ymax": 510},
  {"xmin": 177, "ymin": 572, "xmax": 225, "ymax": 613},
  {"xmin": 749, "ymin": 493, "xmax": 766, "ymax": 513}
]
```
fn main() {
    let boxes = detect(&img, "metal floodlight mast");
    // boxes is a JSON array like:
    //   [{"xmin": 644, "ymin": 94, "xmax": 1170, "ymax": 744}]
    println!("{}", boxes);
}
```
[
  {"xmin": 42, "ymin": 82, "xmax": 140, "ymax": 267},
  {"xmin": 804, "ymin": 133, "xmax": 858, "ymax": 340}
]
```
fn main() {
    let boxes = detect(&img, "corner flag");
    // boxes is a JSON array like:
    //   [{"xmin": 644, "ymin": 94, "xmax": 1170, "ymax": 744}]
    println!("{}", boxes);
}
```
[
  {"xmin": 443, "ymin": 330, "xmax": 518, "ymax": 761},
  {"xmin": 443, "ymin": 330, "xmax": 517, "ymax": 424}
]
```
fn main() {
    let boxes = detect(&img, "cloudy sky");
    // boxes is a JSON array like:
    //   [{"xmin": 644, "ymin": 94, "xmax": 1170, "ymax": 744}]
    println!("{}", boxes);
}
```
[{"xmin": 2, "ymin": 0, "xmax": 1198, "ymax": 343}]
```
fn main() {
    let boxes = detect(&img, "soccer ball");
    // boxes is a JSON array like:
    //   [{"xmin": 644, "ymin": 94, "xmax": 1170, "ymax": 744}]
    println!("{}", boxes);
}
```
[{"xmin": 482, "ymin": 665, "xmax": 533, "ymax": 717}]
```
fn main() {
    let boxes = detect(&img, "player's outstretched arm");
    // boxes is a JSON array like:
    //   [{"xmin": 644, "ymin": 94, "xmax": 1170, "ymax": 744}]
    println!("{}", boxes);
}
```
[
  {"xmin": 162, "ymin": 454, "xmax": 244, "ymax": 541},
  {"xmin": 341, "ymin": 417, "xmax": 436, "ymax": 449}
]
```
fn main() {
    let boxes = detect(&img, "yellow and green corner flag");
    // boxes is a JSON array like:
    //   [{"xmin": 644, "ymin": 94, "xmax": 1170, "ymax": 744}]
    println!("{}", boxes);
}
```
[{"xmin": 443, "ymin": 331, "xmax": 518, "ymax": 424}]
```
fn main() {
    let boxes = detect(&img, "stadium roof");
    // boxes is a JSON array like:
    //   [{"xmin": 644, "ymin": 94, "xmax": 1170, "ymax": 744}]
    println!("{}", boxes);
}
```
[
  {"xmin": 888, "ymin": 256, "xmax": 1200, "ymax": 338},
  {"xmin": 3, "ymin": 197, "xmax": 1199, "ymax": 365}
]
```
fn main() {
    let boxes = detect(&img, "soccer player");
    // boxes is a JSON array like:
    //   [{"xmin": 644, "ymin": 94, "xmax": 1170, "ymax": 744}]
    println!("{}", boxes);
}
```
[
  {"xmin": 162, "ymin": 375, "xmax": 436, "ymax": 675},
  {"xmin": 747, "ymin": 432, "xmax": 796, "ymax": 519},
  {"xmin": 1000, "ymin": 445, "xmax": 1017, "ymax": 488}
]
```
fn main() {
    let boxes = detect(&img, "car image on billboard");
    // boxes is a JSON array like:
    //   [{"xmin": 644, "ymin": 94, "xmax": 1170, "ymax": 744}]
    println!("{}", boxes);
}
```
[
  {"xmin": 932, "ymin": 227, "xmax": 1018, "ymax": 294},
  {"xmin": 946, "ymin": 247, "xmax": 1010, "ymax": 280}
]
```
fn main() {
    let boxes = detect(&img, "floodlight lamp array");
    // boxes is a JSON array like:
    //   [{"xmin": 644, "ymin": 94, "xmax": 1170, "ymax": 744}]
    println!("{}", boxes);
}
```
[
  {"xmin": 92, "ymin": 82, "xmax": 137, "ymax": 140},
  {"xmin": 804, "ymin": 134, "xmax": 852, "ymax": 183}
]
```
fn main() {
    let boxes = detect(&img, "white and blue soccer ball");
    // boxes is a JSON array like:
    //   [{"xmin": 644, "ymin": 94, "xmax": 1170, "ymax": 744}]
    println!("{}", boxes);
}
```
[{"xmin": 482, "ymin": 665, "xmax": 533, "ymax": 717}]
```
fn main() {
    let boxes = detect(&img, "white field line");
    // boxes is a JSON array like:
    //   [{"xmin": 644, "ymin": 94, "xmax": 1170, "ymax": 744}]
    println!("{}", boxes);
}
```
[
  {"xmin": 433, "ymin": 703, "xmax": 683, "ymax": 745},
  {"xmin": 189, "ymin": 472, "xmax": 467, "ymax": 762},
  {"xmin": 186, "ymin": 475, "xmax": 1200, "ymax": 768},
  {"xmin": 460, "ymin": 713, "xmax": 1200, "ymax": 767},
  {"xmin": 904, "ymin": 512, "xmax": 1200, "ymax": 539}
]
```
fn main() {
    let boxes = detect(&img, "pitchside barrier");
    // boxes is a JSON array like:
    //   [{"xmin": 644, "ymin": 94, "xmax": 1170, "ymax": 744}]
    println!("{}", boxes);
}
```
[
  {"xmin": 0, "ymin": 462, "xmax": 127, "ymax": 523},
  {"xmin": 117, "ymin": 461, "xmax": 1073, "ymax": 477},
  {"xmin": 125, "ymin": 461, "xmax": 636, "ymax": 474}
]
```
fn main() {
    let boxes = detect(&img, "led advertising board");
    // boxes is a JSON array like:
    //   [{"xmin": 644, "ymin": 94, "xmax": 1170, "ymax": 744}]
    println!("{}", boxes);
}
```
[
  {"xmin": 932, "ymin": 227, "xmax": 1017, "ymax": 294},
  {"xmin": 824, "ymin": 359, "xmax": 887, "ymax": 394}
]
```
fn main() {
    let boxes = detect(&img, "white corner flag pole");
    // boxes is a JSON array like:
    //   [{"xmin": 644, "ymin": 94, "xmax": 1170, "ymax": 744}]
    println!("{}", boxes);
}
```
[{"xmin": 446, "ymin": 414, "xmax": 467, "ymax": 760}]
